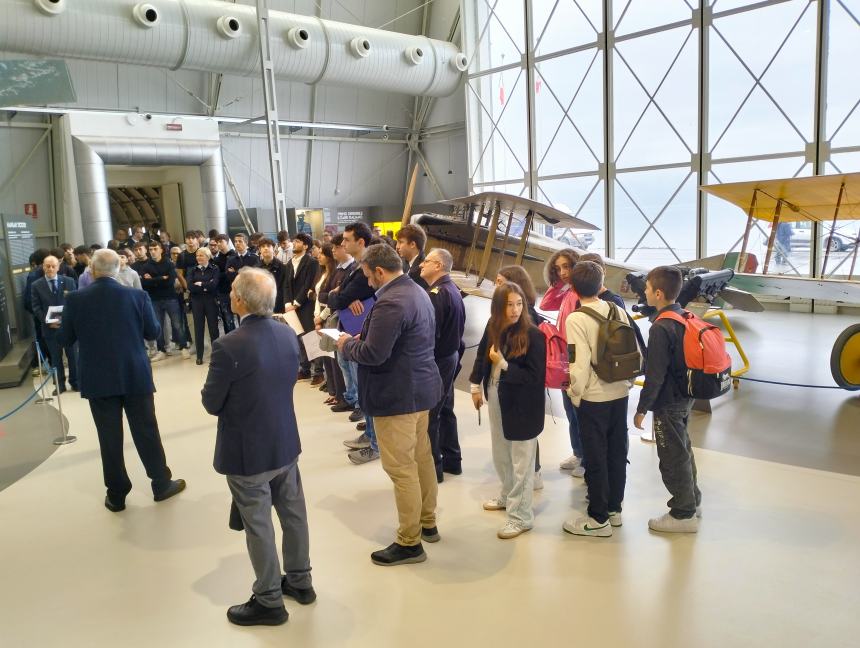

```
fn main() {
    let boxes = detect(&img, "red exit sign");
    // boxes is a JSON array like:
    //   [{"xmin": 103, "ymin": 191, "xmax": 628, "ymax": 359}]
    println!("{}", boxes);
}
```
[{"xmin": 165, "ymin": 123, "xmax": 183, "ymax": 131}]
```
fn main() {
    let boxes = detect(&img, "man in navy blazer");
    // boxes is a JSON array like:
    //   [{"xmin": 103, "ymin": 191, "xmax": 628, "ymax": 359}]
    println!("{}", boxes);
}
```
[
  {"xmin": 202, "ymin": 267, "xmax": 314, "ymax": 627},
  {"xmin": 58, "ymin": 249, "xmax": 185, "ymax": 513},
  {"xmin": 30, "ymin": 255, "xmax": 78, "ymax": 393},
  {"xmin": 338, "ymin": 244, "xmax": 443, "ymax": 567}
]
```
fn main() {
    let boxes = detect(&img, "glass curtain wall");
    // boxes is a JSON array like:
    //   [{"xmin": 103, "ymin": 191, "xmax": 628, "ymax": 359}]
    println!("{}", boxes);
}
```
[{"xmin": 463, "ymin": 0, "xmax": 860, "ymax": 277}]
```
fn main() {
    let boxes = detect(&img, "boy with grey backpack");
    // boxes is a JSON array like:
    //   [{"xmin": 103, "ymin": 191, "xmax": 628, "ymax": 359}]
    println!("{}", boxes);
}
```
[{"xmin": 563, "ymin": 261, "xmax": 641, "ymax": 537}]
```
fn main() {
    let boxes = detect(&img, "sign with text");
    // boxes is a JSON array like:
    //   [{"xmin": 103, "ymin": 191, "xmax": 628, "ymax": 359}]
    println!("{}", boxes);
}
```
[
  {"xmin": 335, "ymin": 208, "xmax": 368, "ymax": 225},
  {"xmin": 1, "ymin": 215, "xmax": 36, "ymax": 336}
]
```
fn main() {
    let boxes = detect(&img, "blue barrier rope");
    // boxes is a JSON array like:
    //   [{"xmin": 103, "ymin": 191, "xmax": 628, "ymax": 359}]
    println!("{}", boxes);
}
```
[{"xmin": 0, "ymin": 369, "xmax": 57, "ymax": 422}]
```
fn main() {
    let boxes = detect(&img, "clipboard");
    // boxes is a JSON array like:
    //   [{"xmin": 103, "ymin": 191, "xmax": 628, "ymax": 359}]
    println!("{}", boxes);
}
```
[
  {"xmin": 46, "ymin": 305, "xmax": 64, "ymax": 324},
  {"xmin": 338, "ymin": 297, "xmax": 374, "ymax": 336}
]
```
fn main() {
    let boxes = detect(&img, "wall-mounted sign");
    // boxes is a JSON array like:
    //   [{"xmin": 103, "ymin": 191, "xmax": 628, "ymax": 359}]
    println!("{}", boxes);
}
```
[
  {"xmin": 24, "ymin": 203, "xmax": 37, "ymax": 219},
  {"xmin": 336, "ymin": 208, "xmax": 368, "ymax": 225}
]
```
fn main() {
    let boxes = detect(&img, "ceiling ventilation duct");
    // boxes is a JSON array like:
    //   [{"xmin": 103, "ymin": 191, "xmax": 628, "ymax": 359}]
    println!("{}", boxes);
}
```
[{"xmin": 3, "ymin": 0, "xmax": 465, "ymax": 97}]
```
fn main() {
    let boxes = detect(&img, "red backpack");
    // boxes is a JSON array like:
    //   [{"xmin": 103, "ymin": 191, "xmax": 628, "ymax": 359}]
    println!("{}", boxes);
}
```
[
  {"xmin": 539, "ymin": 321, "xmax": 569, "ymax": 389},
  {"xmin": 656, "ymin": 309, "xmax": 732, "ymax": 399}
]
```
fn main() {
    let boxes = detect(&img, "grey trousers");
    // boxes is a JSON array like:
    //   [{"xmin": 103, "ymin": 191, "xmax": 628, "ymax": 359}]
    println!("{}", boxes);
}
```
[
  {"xmin": 653, "ymin": 399, "xmax": 701, "ymax": 519},
  {"xmin": 226, "ymin": 460, "xmax": 313, "ymax": 608}
]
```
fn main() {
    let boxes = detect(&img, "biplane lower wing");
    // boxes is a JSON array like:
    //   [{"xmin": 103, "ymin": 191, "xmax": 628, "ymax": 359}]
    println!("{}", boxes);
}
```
[{"xmin": 729, "ymin": 273, "xmax": 860, "ymax": 303}]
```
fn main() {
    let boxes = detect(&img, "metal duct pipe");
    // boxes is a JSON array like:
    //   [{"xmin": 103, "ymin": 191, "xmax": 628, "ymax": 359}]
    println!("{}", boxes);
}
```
[
  {"xmin": 1, "ymin": 0, "xmax": 468, "ymax": 97},
  {"xmin": 72, "ymin": 137, "xmax": 227, "ymax": 245}
]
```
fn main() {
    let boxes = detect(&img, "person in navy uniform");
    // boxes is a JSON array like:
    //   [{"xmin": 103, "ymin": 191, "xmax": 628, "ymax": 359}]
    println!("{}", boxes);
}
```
[
  {"xmin": 419, "ymin": 248, "xmax": 466, "ymax": 481},
  {"xmin": 187, "ymin": 246, "xmax": 221, "ymax": 365},
  {"xmin": 31, "ymin": 255, "xmax": 78, "ymax": 393},
  {"xmin": 58, "ymin": 249, "xmax": 185, "ymax": 512}
]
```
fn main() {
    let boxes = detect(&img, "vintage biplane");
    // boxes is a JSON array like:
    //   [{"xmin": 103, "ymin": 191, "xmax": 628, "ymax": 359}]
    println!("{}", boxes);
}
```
[{"xmin": 409, "ymin": 176, "xmax": 860, "ymax": 392}]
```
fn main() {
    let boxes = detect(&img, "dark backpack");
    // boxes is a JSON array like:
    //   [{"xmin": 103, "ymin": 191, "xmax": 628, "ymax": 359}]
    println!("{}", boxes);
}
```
[
  {"xmin": 656, "ymin": 309, "xmax": 732, "ymax": 399},
  {"xmin": 578, "ymin": 303, "xmax": 642, "ymax": 383}
]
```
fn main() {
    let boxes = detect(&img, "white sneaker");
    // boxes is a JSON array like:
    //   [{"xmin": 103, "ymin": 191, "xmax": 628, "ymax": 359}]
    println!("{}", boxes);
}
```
[
  {"xmin": 181, "ymin": 348, "xmax": 191, "ymax": 360},
  {"xmin": 608, "ymin": 511, "xmax": 623, "ymax": 527},
  {"xmin": 533, "ymin": 471, "xmax": 544, "ymax": 491},
  {"xmin": 347, "ymin": 447, "xmax": 379, "ymax": 465},
  {"xmin": 497, "ymin": 520, "xmax": 531, "ymax": 539},
  {"xmin": 563, "ymin": 516, "xmax": 612, "ymax": 537},
  {"xmin": 482, "ymin": 498, "xmax": 506, "ymax": 511},
  {"xmin": 648, "ymin": 512, "xmax": 699, "ymax": 533},
  {"xmin": 559, "ymin": 455, "xmax": 581, "ymax": 471},
  {"xmin": 570, "ymin": 465, "xmax": 585, "ymax": 479},
  {"xmin": 150, "ymin": 351, "xmax": 167, "ymax": 363}
]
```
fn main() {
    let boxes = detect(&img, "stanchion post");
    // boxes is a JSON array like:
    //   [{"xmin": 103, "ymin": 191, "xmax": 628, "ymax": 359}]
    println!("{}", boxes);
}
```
[
  {"xmin": 51, "ymin": 369, "xmax": 76, "ymax": 446},
  {"xmin": 34, "ymin": 343, "xmax": 53, "ymax": 405}
]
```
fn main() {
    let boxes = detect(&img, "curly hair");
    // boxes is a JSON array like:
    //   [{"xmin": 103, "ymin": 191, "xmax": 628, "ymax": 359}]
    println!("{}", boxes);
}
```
[{"xmin": 544, "ymin": 248, "xmax": 580, "ymax": 288}]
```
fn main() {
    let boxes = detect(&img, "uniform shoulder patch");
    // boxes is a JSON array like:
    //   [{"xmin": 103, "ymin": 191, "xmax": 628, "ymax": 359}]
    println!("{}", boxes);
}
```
[{"xmin": 430, "ymin": 287, "xmax": 440, "ymax": 294}]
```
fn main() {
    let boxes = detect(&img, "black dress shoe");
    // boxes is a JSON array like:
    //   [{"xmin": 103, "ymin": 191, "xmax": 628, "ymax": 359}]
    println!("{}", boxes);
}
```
[
  {"xmin": 196, "ymin": 358, "xmax": 203, "ymax": 365},
  {"xmin": 421, "ymin": 526, "xmax": 440, "ymax": 543},
  {"xmin": 104, "ymin": 495, "xmax": 126, "ymax": 513},
  {"xmin": 281, "ymin": 577, "xmax": 317, "ymax": 604},
  {"xmin": 330, "ymin": 401, "xmax": 353, "ymax": 413},
  {"xmin": 356, "ymin": 421, "xmax": 366, "ymax": 431},
  {"xmin": 227, "ymin": 595, "xmax": 288, "ymax": 626},
  {"xmin": 442, "ymin": 465, "xmax": 463, "ymax": 476},
  {"xmin": 153, "ymin": 479, "xmax": 186, "ymax": 502},
  {"xmin": 297, "ymin": 371, "xmax": 312, "ymax": 381},
  {"xmin": 310, "ymin": 375, "xmax": 325, "ymax": 386},
  {"xmin": 318, "ymin": 382, "xmax": 328, "ymax": 391},
  {"xmin": 348, "ymin": 408, "xmax": 364, "ymax": 422},
  {"xmin": 371, "ymin": 542, "xmax": 426, "ymax": 566}
]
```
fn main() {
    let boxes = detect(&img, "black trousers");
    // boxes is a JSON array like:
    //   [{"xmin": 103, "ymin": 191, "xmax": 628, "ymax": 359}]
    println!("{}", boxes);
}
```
[
  {"xmin": 578, "ymin": 396, "xmax": 629, "ymax": 524},
  {"xmin": 217, "ymin": 293, "xmax": 236, "ymax": 333},
  {"xmin": 322, "ymin": 355, "xmax": 345, "ymax": 399},
  {"xmin": 44, "ymin": 334, "xmax": 78, "ymax": 390},
  {"xmin": 176, "ymin": 291, "xmax": 192, "ymax": 346},
  {"xmin": 191, "ymin": 295, "xmax": 220, "ymax": 360},
  {"xmin": 88, "ymin": 393, "xmax": 172, "ymax": 501},
  {"xmin": 428, "ymin": 352, "xmax": 462, "ymax": 477}
]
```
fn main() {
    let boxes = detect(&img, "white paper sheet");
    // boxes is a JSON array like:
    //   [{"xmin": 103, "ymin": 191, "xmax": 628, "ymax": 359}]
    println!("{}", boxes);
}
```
[
  {"xmin": 319, "ymin": 328, "xmax": 343, "ymax": 342},
  {"xmin": 274, "ymin": 310, "xmax": 305, "ymax": 335},
  {"xmin": 45, "ymin": 305, "xmax": 64, "ymax": 324},
  {"xmin": 301, "ymin": 330, "xmax": 334, "ymax": 361}
]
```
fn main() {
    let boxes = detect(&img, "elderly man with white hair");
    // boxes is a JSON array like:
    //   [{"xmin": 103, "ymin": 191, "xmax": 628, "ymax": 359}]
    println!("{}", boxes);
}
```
[
  {"xmin": 59, "ymin": 248, "xmax": 186, "ymax": 513},
  {"xmin": 202, "ymin": 267, "xmax": 314, "ymax": 627}
]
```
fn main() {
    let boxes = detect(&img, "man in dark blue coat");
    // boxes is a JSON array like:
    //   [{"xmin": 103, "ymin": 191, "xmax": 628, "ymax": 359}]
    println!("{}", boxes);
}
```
[
  {"xmin": 30, "ymin": 255, "xmax": 78, "ymax": 393},
  {"xmin": 202, "ymin": 267, "xmax": 314, "ymax": 627},
  {"xmin": 58, "ymin": 249, "xmax": 185, "ymax": 513},
  {"xmin": 337, "ymin": 244, "xmax": 442, "ymax": 567}
]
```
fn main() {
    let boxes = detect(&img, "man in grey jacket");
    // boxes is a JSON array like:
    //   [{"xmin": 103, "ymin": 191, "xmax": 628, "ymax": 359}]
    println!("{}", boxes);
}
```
[{"xmin": 337, "ymin": 244, "xmax": 443, "ymax": 566}]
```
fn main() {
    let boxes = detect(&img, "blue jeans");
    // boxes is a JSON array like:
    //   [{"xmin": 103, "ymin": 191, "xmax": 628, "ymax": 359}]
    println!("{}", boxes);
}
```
[
  {"xmin": 561, "ymin": 390, "xmax": 584, "ymax": 462},
  {"xmin": 152, "ymin": 299, "xmax": 187, "ymax": 351},
  {"xmin": 336, "ymin": 351, "xmax": 358, "ymax": 406},
  {"xmin": 364, "ymin": 415, "xmax": 377, "ymax": 451}
]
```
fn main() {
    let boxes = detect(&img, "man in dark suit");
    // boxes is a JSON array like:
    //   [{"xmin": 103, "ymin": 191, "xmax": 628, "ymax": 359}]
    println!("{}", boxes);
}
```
[
  {"xmin": 337, "ymin": 244, "xmax": 443, "ymax": 567},
  {"xmin": 258, "ymin": 238, "xmax": 286, "ymax": 313},
  {"xmin": 283, "ymin": 232, "xmax": 320, "ymax": 378},
  {"xmin": 31, "ymin": 255, "xmax": 78, "ymax": 393},
  {"xmin": 58, "ymin": 249, "xmax": 185, "ymax": 513},
  {"xmin": 395, "ymin": 223, "xmax": 429, "ymax": 290},
  {"xmin": 202, "ymin": 267, "xmax": 315, "ymax": 627}
]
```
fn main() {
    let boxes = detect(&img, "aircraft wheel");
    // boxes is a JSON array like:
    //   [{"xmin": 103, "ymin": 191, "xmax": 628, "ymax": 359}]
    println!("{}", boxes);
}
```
[{"xmin": 830, "ymin": 323, "xmax": 860, "ymax": 391}]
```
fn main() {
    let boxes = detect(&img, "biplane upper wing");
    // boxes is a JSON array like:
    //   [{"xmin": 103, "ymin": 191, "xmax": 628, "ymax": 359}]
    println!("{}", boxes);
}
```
[
  {"xmin": 700, "ymin": 173, "xmax": 860, "ymax": 222},
  {"xmin": 442, "ymin": 192, "xmax": 601, "ymax": 231}
]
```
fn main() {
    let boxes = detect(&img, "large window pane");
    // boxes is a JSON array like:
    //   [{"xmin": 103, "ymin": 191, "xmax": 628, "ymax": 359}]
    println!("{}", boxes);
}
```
[
  {"xmin": 709, "ymin": 0, "xmax": 815, "ymax": 159},
  {"xmin": 533, "ymin": 0, "xmax": 601, "ymax": 56},
  {"xmin": 467, "ymin": 68, "xmax": 529, "ymax": 186},
  {"xmin": 614, "ymin": 167, "xmax": 697, "ymax": 265},
  {"xmin": 538, "ymin": 175, "xmax": 606, "ymax": 255},
  {"xmin": 613, "ymin": 0, "xmax": 693, "ymax": 37},
  {"xmin": 535, "ymin": 49, "xmax": 603, "ymax": 176},
  {"xmin": 465, "ymin": 0, "xmax": 526, "ymax": 73},
  {"xmin": 826, "ymin": 0, "xmax": 860, "ymax": 149}
]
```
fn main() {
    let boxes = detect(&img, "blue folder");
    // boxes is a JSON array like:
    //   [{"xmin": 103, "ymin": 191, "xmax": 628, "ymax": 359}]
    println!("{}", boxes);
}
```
[{"xmin": 338, "ymin": 297, "xmax": 375, "ymax": 335}]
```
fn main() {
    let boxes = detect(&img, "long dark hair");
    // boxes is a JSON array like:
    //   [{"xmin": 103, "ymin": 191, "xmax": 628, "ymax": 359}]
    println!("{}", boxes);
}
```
[
  {"xmin": 497, "ymin": 265, "xmax": 537, "ymax": 307},
  {"xmin": 317, "ymin": 243, "xmax": 335, "ymax": 283},
  {"xmin": 488, "ymin": 282, "xmax": 531, "ymax": 359}
]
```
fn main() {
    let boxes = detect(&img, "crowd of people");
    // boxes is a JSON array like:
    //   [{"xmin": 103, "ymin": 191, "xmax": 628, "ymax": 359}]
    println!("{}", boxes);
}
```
[{"xmin": 24, "ymin": 219, "xmax": 705, "ymax": 627}]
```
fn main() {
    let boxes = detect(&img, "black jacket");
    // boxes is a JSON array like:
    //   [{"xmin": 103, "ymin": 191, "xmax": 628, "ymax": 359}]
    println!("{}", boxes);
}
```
[
  {"xmin": 341, "ymin": 274, "xmax": 442, "ymax": 417},
  {"xmin": 404, "ymin": 253, "xmax": 429, "ymax": 290},
  {"xmin": 260, "ymin": 258, "xmax": 286, "ymax": 313},
  {"xmin": 326, "ymin": 263, "xmax": 375, "ymax": 313},
  {"xmin": 428, "ymin": 274, "xmax": 466, "ymax": 359},
  {"xmin": 140, "ymin": 258, "xmax": 177, "ymax": 302},
  {"xmin": 187, "ymin": 263, "xmax": 220, "ymax": 297},
  {"xmin": 213, "ymin": 250, "xmax": 236, "ymax": 293},
  {"xmin": 225, "ymin": 252, "xmax": 260, "ymax": 289},
  {"xmin": 282, "ymin": 254, "xmax": 320, "ymax": 331},
  {"xmin": 202, "ymin": 315, "xmax": 302, "ymax": 476},
  {"xmin": 637, "ymin": 303, "xmax": 687, "ymax": 414},
  {"xmin": 470, "ymin": 325, "xmax": 546, "ymax": 441},
  {"xmin": 30, "ymin": 275, "xmax": 77, "ymax": 337}
]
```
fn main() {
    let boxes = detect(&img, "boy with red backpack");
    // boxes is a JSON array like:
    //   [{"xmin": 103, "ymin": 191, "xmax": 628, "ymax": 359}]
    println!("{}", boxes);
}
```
[{"xmin": 634, "ymin": 266, "xmax": 703, "ymax": 533}]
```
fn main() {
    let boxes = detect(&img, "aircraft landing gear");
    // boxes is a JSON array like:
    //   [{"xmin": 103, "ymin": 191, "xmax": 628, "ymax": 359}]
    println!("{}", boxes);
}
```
[{"xmin": 831, "ymin": 323, "xmax": 860, "ymax": 391}]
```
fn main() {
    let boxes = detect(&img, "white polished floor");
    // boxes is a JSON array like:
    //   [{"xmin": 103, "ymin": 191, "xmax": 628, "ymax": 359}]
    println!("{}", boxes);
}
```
[{"xmin": 2, "ymin": 355, "xmax": 860, "ymax": 647}]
